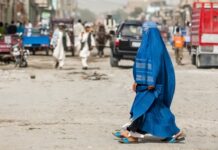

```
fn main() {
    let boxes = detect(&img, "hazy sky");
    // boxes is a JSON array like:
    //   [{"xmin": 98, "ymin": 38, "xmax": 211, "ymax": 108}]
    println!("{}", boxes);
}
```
[
  {"xmin": 78, "ymin": 0, "xmax": 128, "ymax": 14},
  {"xmin": 77, "ymin": 0, "xmax": 180, "ymax": 14}
]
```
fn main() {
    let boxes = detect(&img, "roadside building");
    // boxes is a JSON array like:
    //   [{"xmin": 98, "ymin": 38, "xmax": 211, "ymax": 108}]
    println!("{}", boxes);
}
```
[
  {"xmin": 1, "ymin": 0, "xmax": 54, "ymax": 26},
  {"xmin": 0, "ymin": 0, "xmax": 9, "ymax": 23},
  {"xmin": 29, "ymin": 0, "xmax": 53, "ymax": 25},
  {"xmin": 55, "ymin": 0, "xmax": 77, "ymax": 18},
  {"xmin": 12, "ymin": 0, "xmax": 28, "ymax": 23}
]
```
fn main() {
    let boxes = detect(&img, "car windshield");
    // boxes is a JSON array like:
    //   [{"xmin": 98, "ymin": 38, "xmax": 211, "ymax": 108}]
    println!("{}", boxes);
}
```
[{"xmin": 121, "ymin": 24, "xmax": 142, "ymax": 37}]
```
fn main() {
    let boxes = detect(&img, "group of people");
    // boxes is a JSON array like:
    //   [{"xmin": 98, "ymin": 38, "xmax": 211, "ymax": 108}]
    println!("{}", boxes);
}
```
[
  {"xmin": 0, "ymin": 21, "xmax": 33, "ymax": 36},
  {"xmin": 50, "ymin": 18, "xmax": 188, "ymax": 71},
  {"xmin": 0, "ymin": 21, "xmax": 18, "ymax": 35},
  {"xmin": 51, "ymin": 19, "xmax": 108, "ymax": 70},
  {"xmin": 1, "ymin": 19, "xmax": 109, "ymax": 70},
  {"xmin": 51, "ymin": 21, "xmax": 94, "ymax": 70}
]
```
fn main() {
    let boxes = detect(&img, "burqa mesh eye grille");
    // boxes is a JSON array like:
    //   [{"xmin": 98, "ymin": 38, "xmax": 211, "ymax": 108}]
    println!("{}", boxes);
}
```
[{"xmin": 143, "ymin": 22, "xmax": 157, "ymax": 31}]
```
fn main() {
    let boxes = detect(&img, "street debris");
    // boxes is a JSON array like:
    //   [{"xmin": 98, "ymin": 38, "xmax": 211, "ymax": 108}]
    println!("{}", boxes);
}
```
[
  {"xmin": 82, "ymin": 72, "xmax": 108, "ymax": 81},
  {"xmin": 30, "ymin": 75, "xmax": 36, "ymax": 79}
]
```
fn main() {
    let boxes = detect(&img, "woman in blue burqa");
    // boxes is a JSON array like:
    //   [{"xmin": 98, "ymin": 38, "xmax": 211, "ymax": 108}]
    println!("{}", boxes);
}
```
[{"xmin": 113, "ymin": 21, "xmax": 185, "ymax": 144}]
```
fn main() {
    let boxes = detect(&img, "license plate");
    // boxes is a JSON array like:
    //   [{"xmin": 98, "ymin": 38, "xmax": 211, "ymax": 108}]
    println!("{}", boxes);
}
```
[
  {"xmin": 24, "ymin": 44, "xmax": 32, "ymax": 47},
  {"xmin": 132, "ymin": 42, "xmax": 141, "ymax": 47}
]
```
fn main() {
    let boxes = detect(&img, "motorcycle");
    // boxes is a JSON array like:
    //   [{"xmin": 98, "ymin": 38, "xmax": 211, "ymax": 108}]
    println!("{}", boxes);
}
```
[{"xmin": 12, "ymin": 38, "xmax": 29, "ymax": 68}]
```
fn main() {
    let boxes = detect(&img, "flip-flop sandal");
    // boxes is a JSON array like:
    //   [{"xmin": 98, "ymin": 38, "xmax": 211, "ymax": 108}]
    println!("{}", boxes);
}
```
[
  {"xmin": 168, "ymin": 136, "xmax": 186, "ymax": 143},
  {"xmin": 119, "ymin": 138, "xmax": 141, "ymax": 144},
  {"xmin": 112, "ymin": 131, "xmax": 124, "ymax": 138},
  {"xmin": 161, "ymin": 137, "xmax": 172, "ymax": 142}
]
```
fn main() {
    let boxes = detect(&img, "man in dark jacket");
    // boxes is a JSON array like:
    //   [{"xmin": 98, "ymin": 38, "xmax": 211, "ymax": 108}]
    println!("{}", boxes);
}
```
[
  {"xmin": 96, "ymin": 25, "xmax": 107, "ymax": 57},
  {"xmin": 7, "ymin": 21, "xmax": 17, "ymax": 34}
]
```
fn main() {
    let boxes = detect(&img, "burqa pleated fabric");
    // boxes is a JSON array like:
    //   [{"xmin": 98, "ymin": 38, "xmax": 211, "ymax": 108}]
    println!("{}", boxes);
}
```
[{"xmin": 130, "ymin": 22, "xmax": 180, "ymax": 138}]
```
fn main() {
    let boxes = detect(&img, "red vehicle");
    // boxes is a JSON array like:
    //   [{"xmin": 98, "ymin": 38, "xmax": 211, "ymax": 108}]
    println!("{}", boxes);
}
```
[
  {"xmin": 191, "ymin": 2, "xmax": 218, "ymax": 68},
  {"xmin": 0, "ymin": 35, "xmax": 18, "ymax": 55}
]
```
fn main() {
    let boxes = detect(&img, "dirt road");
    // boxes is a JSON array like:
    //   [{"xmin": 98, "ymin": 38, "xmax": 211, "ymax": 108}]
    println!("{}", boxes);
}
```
[{"xmin": 0, "ymin": 48, "xmax": 218, "ymax": 150}]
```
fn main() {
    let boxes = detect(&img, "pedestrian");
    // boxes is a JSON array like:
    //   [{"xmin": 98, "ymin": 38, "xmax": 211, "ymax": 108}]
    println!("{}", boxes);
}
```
[
  {"xmin": 0, "ymin": 22, "xmax": 5, "ymax": 35},
  {"xmin": 74, "ymin": 19, "xmax": 85, "ymax": 52},
  {"xmin": 52, "ymin": 23, "xmax": 71, "ymax": 69},
  {"xmin": 50, "ymin": 25, "xmax": 60, "ymax": 48},
  {"xmin": 113, "ymin": 21, "xmax": 185, "ymax": 144},
  {"xmin": 173, "ymin": 27, "xmax": 185, "ymax": 65},
  {"xmin": 104, "ymin": 14, "xmax": 116, "ymax": 34},
  {"xmin": 96, "ymin": 24, "xmax": 107, "ymax": 57},
  {"xmin": 25, "ymin": 20, "xmax": 33, "ymax": 37},
  {"xmin": 7, "ymin": 21, "xmax": 17, "ymax": 34},
  {"xmin": 79, "ymin": 23, "xmax": 95, "ymax": 70},
  {"xmin": 4, "ymin": 23, "xmax": 8, "ymax": 34},
  {"xmin": 185, "ymin": 22, "xmax": 191, "ymax": 55},
  {"xmin": 16, "ymin": 22, "xmax": 25, "ymax": 35}
]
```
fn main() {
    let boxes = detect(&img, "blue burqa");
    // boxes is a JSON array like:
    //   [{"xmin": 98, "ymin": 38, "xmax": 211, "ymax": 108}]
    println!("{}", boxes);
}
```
[{"xmin": 130, "ymin": 22, "xmax": 180, "ymax": 138}]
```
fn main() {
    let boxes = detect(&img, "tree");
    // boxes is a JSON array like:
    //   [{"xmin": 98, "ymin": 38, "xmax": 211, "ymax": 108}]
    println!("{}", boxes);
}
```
[
  {"xmin": 111, "ymin": 9, "xmax": 128, "ymax": 23},
  {"xmin": 130, "ymin": 7, "xmax": 143, "ymax": 18}
]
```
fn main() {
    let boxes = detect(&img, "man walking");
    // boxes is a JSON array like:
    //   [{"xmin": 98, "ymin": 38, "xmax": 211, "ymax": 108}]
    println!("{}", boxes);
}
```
[
  {"xmin": 7, "ymin": 21, "xmax": 17, "ymax": 34},
  {"xmin": 52, "ymin": 23, "xmax": 71, "ymax": 69},
  {"xmin": 74, "ymin": 19, "xmax": 85, "ymax": 52},
  {"xmin": 79, "ymin": 23, "xmax": 95, "ymax": 70},
  {"xmin": 173, "ymin": 27, "xmax": 185, "ymax": 65},
  {"xmin": 96, "ymin": 24, "xmax": 107, "ymax": 57}
]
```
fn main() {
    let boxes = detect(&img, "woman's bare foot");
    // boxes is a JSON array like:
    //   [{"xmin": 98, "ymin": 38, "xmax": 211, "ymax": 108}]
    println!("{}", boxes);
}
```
[
  {"xmin": 174, "ymin": 131, "xmax": 186, "ymax": 139},
  {"xmin": 121, "ymin": 130, "xmax": 130, "ymax": 138}
]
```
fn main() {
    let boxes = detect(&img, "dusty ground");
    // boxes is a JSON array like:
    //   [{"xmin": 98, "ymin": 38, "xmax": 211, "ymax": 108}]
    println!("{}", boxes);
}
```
[{"xmin": 0, "ymin": 47, "xmax": 218, "ymax": 150}]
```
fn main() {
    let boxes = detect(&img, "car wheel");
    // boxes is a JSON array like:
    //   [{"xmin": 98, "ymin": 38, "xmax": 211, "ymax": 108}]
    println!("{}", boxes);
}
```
[
  {"xmin": 191, "ymin": 54, "xmax": 196, "ymax": 65},
  {"xmin": 71, "ymin": 47, "xmax": 75, "ymax": 56},
  {"xmin": 32, "ymin": 49, "xmax": 36, "ymax": 55},
  {"xmin": 46, "ymin": 48, "xmax": 49, "ymax": 56},
  {"xmin": 110, "ymin": 54, "xmax": 119, "ymax": 67}
]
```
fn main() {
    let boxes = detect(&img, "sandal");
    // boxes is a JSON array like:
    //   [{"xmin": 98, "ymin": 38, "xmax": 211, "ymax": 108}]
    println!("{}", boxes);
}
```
[
  {"xmin": 119, "ymin": 137, "xmax": 141, "ymax": 144},
  {"xmin": 168, "ymin": 136, "xmax": 185, "ymax": 143},
  {"xmin": 168, "ymin": 132, "xmax": 186, "ymax": 143},
  {"xmin": 161, "ymin": 137, "xmax": 172, "ymax": 142},
  {"xmin": 112, "ymin": 131, "xmax": 124, "ymax": 138}
]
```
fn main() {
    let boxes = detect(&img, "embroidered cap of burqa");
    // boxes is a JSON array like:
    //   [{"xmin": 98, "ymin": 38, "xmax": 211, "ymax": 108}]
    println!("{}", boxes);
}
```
[{"xmin": 130, "ymin": 21, "xmax": 180, "ymax": 138}]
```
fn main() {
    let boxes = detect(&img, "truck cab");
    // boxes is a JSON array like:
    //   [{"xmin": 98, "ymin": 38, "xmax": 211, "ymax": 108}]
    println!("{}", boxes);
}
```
[{"xmin": 191, "ymin": 2, "xmax": 218, "ymax": 68}]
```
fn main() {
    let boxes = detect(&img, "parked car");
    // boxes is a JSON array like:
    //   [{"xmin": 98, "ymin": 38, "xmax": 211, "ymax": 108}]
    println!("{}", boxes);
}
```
[
  {"xmin": 110, "ymin": 20, "xmax": 142, "ymax": 67},
  {"xmin": 0, "ymin": 35, "xmax": 19, "ymax": 55}
]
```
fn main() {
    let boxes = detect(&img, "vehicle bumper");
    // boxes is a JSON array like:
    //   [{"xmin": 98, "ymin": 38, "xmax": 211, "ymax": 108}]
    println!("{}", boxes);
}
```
[
  {"xmin": 113, "ymin": 48, "xmax": 137, "ymax": 60},
  {"xmin": 198, "ymin": 54, "xmax": 218, "ymax": 67}
]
